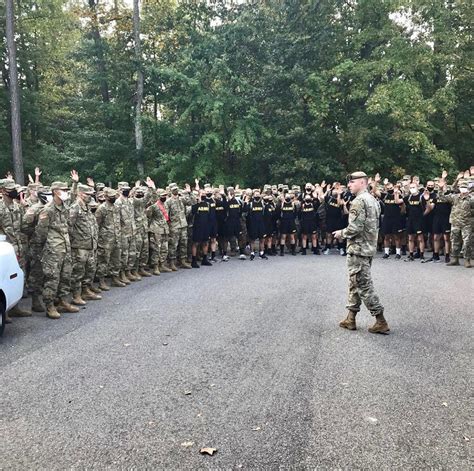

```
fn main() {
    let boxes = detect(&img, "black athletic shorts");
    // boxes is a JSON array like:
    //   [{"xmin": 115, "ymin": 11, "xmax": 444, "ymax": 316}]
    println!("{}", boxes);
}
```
[
  {"xmin": 432, "ymin": 216, "xmax": 451, "ymax": 234},
  {"xmin": 407, "ymin": 217, "xmax": 424, "ymax": 235},
  {"xmin": 382, "ymin": 216, "xmax": 402, "ymax": 235},
  {"xmin": 279, "ymin": 219, "xmax": 297, "ymax": 235}
]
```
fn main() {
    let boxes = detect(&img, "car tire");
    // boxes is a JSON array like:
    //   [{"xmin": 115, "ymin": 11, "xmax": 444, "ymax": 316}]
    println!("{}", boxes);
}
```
[{"xmin": 0, "ymin": 300, "xmax": 5, "ymax": 336}]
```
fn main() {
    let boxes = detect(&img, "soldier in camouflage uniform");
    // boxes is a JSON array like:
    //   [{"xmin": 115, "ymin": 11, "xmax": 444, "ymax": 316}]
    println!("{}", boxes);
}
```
[
  {"xmin": 21, "ymin": 185, "xmax": 52, "ymax": 312},
  {"xmin": 333, "ymin": 172, "xmax": 389, "ymax": 334},
  {"xmin": 0, "ymin": 179, "xmax": 32, "ymax": 319},
  {"xmin": 165, "ymin": 183, "xmax": 195, "ymax": 270},
  {"xmin": 69, "ymin": 183, "xmax": 102, "ymax": 305},
  {"xmin": 115, "ymin": 182, "xmax": 138, "ymax": 283},
  {"xmin": 95, "ymin": 188, "xmax": 124, "ymax": 289},
  {"xmin": 131, "ymin": 185, "xmax": 152, "ymax": 278},
  {"xmin": 439, "ymin": 179, "xmax": 473, "ymax": 268},
  {"xmin": 147, "ymin": 188, "xmax": 172, "ymax": 275},
  {"xmin": 36, "ymin": 181, "xmax": 79, "ymax": 319}
]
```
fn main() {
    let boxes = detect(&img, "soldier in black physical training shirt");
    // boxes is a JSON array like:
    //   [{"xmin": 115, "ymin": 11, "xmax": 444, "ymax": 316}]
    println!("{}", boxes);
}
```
[
  {"xmin": 380, "ymin": 183, "xmax": 404, "ymax": 259},
  {"xmin": 403, "ymin": 183, "xmax": 428, "ymax": 261},
  {"xmin": 202, "ymin": 184, "xmax": 218, "ymax": 262},
  {"xmin": 299, "ymin": 194, "xmax": 320, "ymax": 255},
  {"xmin": 222, "ymin": 186, "xmax": 242, "ymax": 259},
  {"xmin": 214, "ymin": 188, "xmax": 227, "ymax": 260},
  {"xmin": 278, "ymin": 192, "xmax": 298, "ymax": 256},
  {"xmin": 243, "ymin": 190, "xmax": 268, "ymax": 260},
  {"xmin": 190, "ymin": 190, "xmax": 212, "ymax": 268},
  {"xmin": 323, "ymin": 185, "xmax": 344, "ymax": 255},
  {"xmin": 263, "ymin": 195, "xmax": 277, "ymax": 255},
  {"xmin": 423, "ymin": 188, "xmax": 452, "ymax": 263}
]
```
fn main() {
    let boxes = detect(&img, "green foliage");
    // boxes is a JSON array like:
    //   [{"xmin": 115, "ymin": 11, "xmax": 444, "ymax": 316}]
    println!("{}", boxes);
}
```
[{"xmin": 1, "ymin": 0, "xmax": 471, "ymax": 185}]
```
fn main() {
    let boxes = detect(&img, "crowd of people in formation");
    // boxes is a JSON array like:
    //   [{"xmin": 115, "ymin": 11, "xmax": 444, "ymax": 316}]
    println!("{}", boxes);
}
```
[{"xmin": 0, "ymin": 166, "xmax": 473, "ymax": 322}]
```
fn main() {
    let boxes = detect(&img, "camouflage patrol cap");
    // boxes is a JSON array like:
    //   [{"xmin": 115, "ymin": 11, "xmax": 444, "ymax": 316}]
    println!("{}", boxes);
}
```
[
  {"xmin": 458, "ymin": 180, "xmax": 468, "ymax": 189},
  {"xmin": 157, "ymin": 189, "xmax": 167, "ymax": 197},
  {"xmin": 0, "ymin": 179, "xmax": 16, "ymax": 190},
  {"xmin": 169, "ymin": 183, "xmax": 178, "ymax": 190},
  {"xmin": 203, "ymin": 183, "xmax": 212, "ymax": 189},
  {"xmin": 28, "ymin": 182, "xmax": 40, "ymax": 191},
  {"xmin": 37, "ymin": 185, "xmax": 51, "ymax": 193},
  {"xmin": 402, "ymin": 175, "xmax": 411, "ymax": 181},
  {"xmin": 95, "ymin": 182, "xmax": 106, "ymax": 191},
  {"xmin": 291, "ymin": 185, "xmax": 300, "ymax": 191},
  {"xmin": 104, "ymin": 187, "xmax": 118, "ymax": 198},
  {"xmin": 50, "ymin": 181, "xmax": 69, "ymax": 191},
  {"xmin": 117, "ymin": 181, "xmax": 131, "ymax": 190},
  {"xmin": 227, "ymin": 186, "xmax": 234, "ymax": 192},
  {"xmin": 78, "ymin": 183, "xmax": 95, "ymax": 194},
  {"xmin": 346, "ymin": 171, "xmax": 368, "ymax": 182}
]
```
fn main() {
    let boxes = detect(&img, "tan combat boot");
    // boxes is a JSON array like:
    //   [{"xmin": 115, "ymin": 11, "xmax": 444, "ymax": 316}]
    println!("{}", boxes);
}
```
[
  {"xmin": 464, "ymin": 259, "xmax": 472, "ymax": 268},
  {"xmin": 152, "ymin": 265, "xmax": 161, "ymax": 276},
  {"xmin": 446, "ymin": 256, "xmax": 460, "ymax": 266},
  {"xmin": 31, "ymin": 294, "xmax": 46, "ymax": 313},
  {"xmin": 72, "ymin": 292, "xmax": 87, "ymax": 306},
  {"xmin": 8, "ymin": 304, "xmax": 32, "ymax": 318},
  {"xmin": 169, "ymin": 261, "xmax": 178, "ymax": 272},
  {"xmin": 111, "ymin": 275, "xmax": 126, "ymax": 287},
  {"xmin": 89, "ymin": 285, "xmax": 103, "ymax": 294},
  {"xmin": 98, "ymin": 278, "xmax": 111, "ymax": 291},
  {"xmin": 82, "ymin": 286, "xmax": 102, "ymax": 301},
  {"xmin": 180, "ymin": 258, "xmax": 192, "ymax": 269},
  {"xmin": 339, "ymin": 311, "xmax": 357, "ymax": 330},
  {"xmin": 120, "ymin": 271, "xmax": 131, "ymax": 285},
  {"xmin": 57, "ymin": 298, "xmax": 80, "ymax": 313},
  {"xmin": 139, "ymin": 268, "xmax": 152, "ymax": 277},
  {"xmin": 46, "ymin": 303, "xmax": 61, "ymax": 319},
  {"xmin": 368, "ymin": 313, "xmax": 390, "ymax": 334},
  {"xmin": 159, "ymin": 262, "xmax": 172, "ymax": 273},
  {"xmin": 129, "ymin": 270, "xmax": 142, "ymax": 281}
]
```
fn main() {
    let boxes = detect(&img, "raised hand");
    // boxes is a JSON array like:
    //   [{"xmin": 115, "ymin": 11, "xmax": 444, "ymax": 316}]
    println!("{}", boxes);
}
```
[
  {"xmin": 28, "ymin": 174, "xmax": 34, "ymax": 184},
  {"xmin": 374, "ymin": 173, "xmax": 381, "ymax": 183},
  {"xmin": 146, "ymin": 176, "xmax": 156, "ymax": 189},
  {"xmin": 441, "ymin": 169, "xmax": 448, "ymax": 179},
  {"xmin": 87, "ymin": 177, "xmax": 95, "ymax": 188},
  {"xmin": 5, "ymin": 171, "xmax": 13, "ymax": 179},
  {"xmin": 383, "ymin": 178, "xmax": 389, "ymax": 185},
  {"xmin": 185, "ymin": 183, "xmax": 191, "ymax": 192},
  {"xmin": 35, "ymin": 167, "xmax": 42, "ymax": 183},
  {"xmin": 70, "ymin": 169, "xmax": 79, "ymax": 183}
]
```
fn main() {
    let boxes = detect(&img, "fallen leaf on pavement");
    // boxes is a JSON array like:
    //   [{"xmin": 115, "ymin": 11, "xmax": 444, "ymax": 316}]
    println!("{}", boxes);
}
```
[
  {"xmin": 200, "ymin": 447, "xmax": 217, "ymax": 455},
  {"xmin": 162, "ymin": 342, "xmax": 168, "ymax": 346},
  {"xmin": 463, "ymin": 436, "xmax": 470, "ymax": 442},
  {"xmin": 252, "ymin": 426, "xmax": 261, "ymax": 431},
  {"xmin": 124, "ymin": 343, "xmax": 131, "ymax": 347},
  {"xmin": 181, "ymin": 441, "xmax": 194, "ymax": 447},
  {"xmin": 184, "ymin": 390, "xmax": 192, "ymax": 395},
  {"xmin": 442, "ymin": 402, "xmax": 448, "ymax": 407}
]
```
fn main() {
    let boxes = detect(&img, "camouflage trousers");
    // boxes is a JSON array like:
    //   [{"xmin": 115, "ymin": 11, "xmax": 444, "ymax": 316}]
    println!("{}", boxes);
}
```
[
  {"xmin": 451, "ymin": 225, "xmax": 472, "ymax": 259},
  {"xmin": 28, "ymin": 244, "xmax": 44, "ymax": 296},
  {"xmin": 149, "ymin": 232, "xmax": 169, "ymax": 266},
  {"xmin": 345, "ymin": 254, "xmax": 384, "ymax": 316},
  {"xmin": 238, "ymin": 218, "xmax": 248, "ymax": 249},
  {"xmin": 96, "ymin": 241, "xmax": 121, "ymax": 278},
  {"xmin": 135, "ymin": 230, "xmax": 149, "ymax": 270},
  {"xmin": 71, "ymin": 248, "xmax": 96, "ymax": 294},
  {"xmin": 41, "ymin": 247, "xmax": 72, "ymax": 305},
  {"xmin": 121, "ymin": 234, "xmax": 137, "ymax": 271},
  {"xmin": 168, "ymin": 227, "xmax": 187, "ymax": 261}
]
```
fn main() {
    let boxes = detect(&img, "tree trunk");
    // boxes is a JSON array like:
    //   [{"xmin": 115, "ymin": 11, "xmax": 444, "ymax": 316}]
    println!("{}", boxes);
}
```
[
  {"xmin": 133, "ymin": 0, "xmax": 144, "ymax": 177},
  {"xmin": 5, "ymin": 0, "xmax": 24, "ymax": 184}
]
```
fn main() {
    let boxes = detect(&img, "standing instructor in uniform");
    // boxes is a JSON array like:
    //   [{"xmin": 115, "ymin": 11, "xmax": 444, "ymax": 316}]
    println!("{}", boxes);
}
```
[{"xmin": 332, "ymin": 172, "xmax": 390, "ymax": 334}]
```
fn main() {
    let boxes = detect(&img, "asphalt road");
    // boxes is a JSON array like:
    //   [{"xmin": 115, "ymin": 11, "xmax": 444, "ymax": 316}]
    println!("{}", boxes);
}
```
[{"xmin": 1, "ymin": 252, "xmax": 472, "ymax": 469}]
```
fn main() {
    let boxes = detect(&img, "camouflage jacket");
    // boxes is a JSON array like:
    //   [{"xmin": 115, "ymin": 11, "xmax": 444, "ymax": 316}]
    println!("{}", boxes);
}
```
[
  {"xmin": 165, "ymin": 192, "xmax": 196, "ymax": 230},
  {"xmin": 36, "ymin": 202, "xmax": 71, "ymax": 253},
  {"xmin": 341, "ymin": 189, "xmax": 380, "ymax": 257},
  {"xmin": 133, "ymin": 197, "xmax": 148, "ymax": 234},
  {"xmin": 21, "ymin": 201, "xmax": 47, "ymax": 248},
  {"xmin": 115, "ymin": 196, "xmax": 136, "ymax": 237},
  {"xmin": 69, "ymin": 199, "xmax": 96, "ymax": 250},
  {"xmin": 146, "ymin": 202, "xmax": 170, "ymax": 236},
  {"xmin": 96, "ymin": 201, "xmax": 121, "ymax": 247},
  {"xmin": 437, "ymin": 192, "xmax": 474, "ymax": 226},
  {"xmin": 0, "ymin": 199, "xmax": 23, "ymax": 256}
]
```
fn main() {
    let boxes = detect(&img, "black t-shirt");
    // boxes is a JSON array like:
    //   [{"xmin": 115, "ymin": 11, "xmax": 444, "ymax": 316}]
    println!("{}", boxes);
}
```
[
  {"xmin": 224, "ymin": 196, "xmax": 241, "ymax": 220},
  {"xmin": 403, "ymin": 194, "xmax": 426, "ymax": 220},
  {"xmin": 300, "ymin": 202, "xmax": 317, "ymax": 220},
  {"xmin": 280, "ymin": 201, "xmax": 296, "ymax": 220},
  {"xmin": 325, "ymin": 194, "xmax": 341, "ymax": 219},
  {"xmin": 382, "ymin": 192, "xmax": 402, "ymax": 218},
  {"xmin": 432, "ymin": 195, "xmax": 451, "ymax": 218},
  {"xmin": 203, "ymin": 196, "xmax": 216, "ymax": 222}
]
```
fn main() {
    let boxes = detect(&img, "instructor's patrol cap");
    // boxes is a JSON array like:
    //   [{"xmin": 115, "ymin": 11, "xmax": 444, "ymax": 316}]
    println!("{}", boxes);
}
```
[
  {"xmin": 50, "ymin": 181, "xmax": 69, "ymax": 191},
  {"xmin": 346, "ymin": 171, "xmax": 368, "ymax": 182},
  {"xmin": 117, "ymin": 181, "xmax": 131, "ymax": 190}
]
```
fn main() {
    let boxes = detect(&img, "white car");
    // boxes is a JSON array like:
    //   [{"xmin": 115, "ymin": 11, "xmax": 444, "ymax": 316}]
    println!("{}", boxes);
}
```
[{"xmin": 0, "ymin": 236, "xmax": 25, "ymax": 336}]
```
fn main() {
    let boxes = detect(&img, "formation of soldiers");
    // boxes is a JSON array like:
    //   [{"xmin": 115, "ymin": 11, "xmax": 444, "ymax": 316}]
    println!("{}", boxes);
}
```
[{"xmin": 0, "ymin": 166, "xmax": 473, "ymax": 324}]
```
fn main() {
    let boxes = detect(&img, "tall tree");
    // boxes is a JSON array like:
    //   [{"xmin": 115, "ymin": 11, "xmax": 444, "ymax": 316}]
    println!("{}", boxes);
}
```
[
  {"xmin": 133, "ymin": 0, "xmax": 144, "ymax": 177},
  {"xmin": 5, "ymin": 0, "xmax": 24, "ymax": 183}
]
